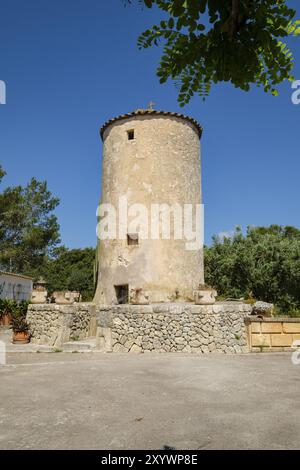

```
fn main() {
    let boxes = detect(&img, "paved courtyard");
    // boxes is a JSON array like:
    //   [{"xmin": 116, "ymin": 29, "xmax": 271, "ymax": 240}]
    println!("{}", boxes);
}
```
[{"xmin": 1, "ymin": 352, "xmax": 300, "ymax": 450}]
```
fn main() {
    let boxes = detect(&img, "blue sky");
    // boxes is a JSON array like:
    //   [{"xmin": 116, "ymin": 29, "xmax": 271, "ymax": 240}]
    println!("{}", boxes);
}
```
[{"xmin": 0, "ymin": 0, "xmax": 299, "ymax": 248}]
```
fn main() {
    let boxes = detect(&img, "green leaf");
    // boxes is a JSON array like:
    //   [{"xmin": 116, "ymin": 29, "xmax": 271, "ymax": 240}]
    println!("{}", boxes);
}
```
[
  {"xmin": 168, "ymin": 17, "xmax": 174, "ymax": 29},
  {"xmin": 133, "ymin": 0, "xmax": 298, "ymax": 105}
]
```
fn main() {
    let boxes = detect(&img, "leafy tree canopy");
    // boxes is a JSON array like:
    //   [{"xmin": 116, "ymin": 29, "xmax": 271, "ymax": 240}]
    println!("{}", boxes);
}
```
[
  {"xmin": 128, "ymin": 0, "xmax": 300, "ymax": 105},
  {"xmin": 204, "ymin": 225, "xmax": 300, "ymax": 313},
  {"xmin": 0, "ymin": 169, "xmax": 60, "ymax": 274},
  {"xmin": 0, "ymin": 166, "xmax": 6, "ymax": 183},
  {"xmin": 35, "ymin": 247, "xmax": 96, "ymax": 301},
  {"xmin": 0, "ymin": 168, "xmax": 96, "ymax": 301}
]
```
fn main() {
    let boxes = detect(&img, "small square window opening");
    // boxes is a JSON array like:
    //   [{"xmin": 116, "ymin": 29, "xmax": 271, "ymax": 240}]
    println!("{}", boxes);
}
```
[
  {"xmin": 127, "ymin": 233, "xmax": 139, "ymax": 246},
  {"xmin": 127, "ymin": 130, "xmax": 135, "ymax": 140}
]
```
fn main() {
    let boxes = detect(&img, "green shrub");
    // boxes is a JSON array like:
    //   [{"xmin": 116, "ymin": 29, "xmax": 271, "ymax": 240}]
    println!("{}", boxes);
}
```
[
  {"xmin": 8, "ymin": 300, "xmax": 30, "ymax": 333},
  {"xmin": 205, "ymin": 225, "xmax": 300, "ymax": 316}
]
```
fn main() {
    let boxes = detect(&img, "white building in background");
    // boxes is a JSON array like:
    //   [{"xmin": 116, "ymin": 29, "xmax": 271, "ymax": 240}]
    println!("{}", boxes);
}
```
[{"xmin": 0, "ymin": 271, "xmax": 33, "ymax": 301}]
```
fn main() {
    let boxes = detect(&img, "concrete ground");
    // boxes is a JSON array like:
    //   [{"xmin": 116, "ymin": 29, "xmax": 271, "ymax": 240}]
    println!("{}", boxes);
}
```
[{"xmin": 0, "ymin": 352, "xmax": 300, "ymax": 450}]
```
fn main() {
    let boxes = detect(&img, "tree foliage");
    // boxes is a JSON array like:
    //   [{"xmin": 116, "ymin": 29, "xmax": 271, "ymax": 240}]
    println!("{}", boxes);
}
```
[
  {"xmin": 204, "ymin": 225, "xmax": 300, "ymax": 313},
  {"xmin": 0, "ymin": 168, "xmax": 96, "ymax": 301},
  {"xmin": 0, "ymin": 166, "xmax": 6, "ymax": 183},
  {"xmin": 129, "ymin": 0, "xmax": 300, "ymax": 105},
  {"xmin": 35, "ymin": 247, "xmax": 96, "ymax": 301},
  {"xmin": 0, "ymin": 170, "xmax": 60, "ymax": 274}
]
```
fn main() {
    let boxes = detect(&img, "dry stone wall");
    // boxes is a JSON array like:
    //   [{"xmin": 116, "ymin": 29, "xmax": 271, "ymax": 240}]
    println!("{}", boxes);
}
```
[
  {"xmin": 97, "ymin": 302, "xmax": 251, "ymax": 353},
  {"xmin": 27, "ymin": 303, "xmax": 96, "ymax": 347}
]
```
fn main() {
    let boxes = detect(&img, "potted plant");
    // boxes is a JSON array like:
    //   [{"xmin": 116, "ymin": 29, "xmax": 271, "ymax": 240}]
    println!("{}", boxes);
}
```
[
  {"xmin": 10, "ymin": 301, "xmax": 30, "ymax": 344},
  {"xmin": 0, "ymin": 299, "xmax": 14, "ymax": 326}
]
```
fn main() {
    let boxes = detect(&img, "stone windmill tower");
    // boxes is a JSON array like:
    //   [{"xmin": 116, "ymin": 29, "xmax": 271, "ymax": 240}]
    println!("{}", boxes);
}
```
[{"xmin": 94, "ymin": 108, "xmax": 204, "ymax": 305}]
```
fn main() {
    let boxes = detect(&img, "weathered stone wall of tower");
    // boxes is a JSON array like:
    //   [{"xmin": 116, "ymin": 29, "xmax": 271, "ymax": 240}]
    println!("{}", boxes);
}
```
[{"xmin": 94, "ymin": 113, "xmax": 203, "ymax": 304}]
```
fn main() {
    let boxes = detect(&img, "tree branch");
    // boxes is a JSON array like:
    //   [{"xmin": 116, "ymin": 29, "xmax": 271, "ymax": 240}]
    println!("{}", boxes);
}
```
[{"xmin": 230, "ymin": 0, "xmax": 240, "ymax": 40}]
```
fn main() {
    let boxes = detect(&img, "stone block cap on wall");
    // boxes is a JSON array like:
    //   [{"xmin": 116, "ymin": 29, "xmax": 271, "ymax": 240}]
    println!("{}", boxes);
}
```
[{"xmin": 100, "ymin": 109, "xmax": 203, "ymax": 141}]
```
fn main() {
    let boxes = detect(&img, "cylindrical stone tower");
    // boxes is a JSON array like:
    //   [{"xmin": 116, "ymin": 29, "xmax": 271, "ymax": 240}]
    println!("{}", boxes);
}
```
[{"xmin": 94, "ymin": 109, "xmax": 204, "ymax": 305}]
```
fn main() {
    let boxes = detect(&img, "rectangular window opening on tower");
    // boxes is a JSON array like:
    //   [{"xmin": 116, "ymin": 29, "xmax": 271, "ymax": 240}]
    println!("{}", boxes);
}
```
[
  {"xmin": 127, "ymin": 233, "xmax": 139, "ymax": 246},
  {"xmin": 127, "ymin": 129, "xmax": 135, "ymax": 140},
  {"xmin": 115, "ymin": 284, "xmax": 129, "ymax": 304}
]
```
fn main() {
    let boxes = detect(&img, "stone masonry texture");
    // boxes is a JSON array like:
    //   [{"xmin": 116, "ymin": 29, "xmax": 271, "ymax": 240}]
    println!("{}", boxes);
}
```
[
  {"xmin": 94, "ymin": 112, "xmax": 204, "ymax": 304},
  {"xmin": 27, "ymin": 303, "xmax": 96, "ymax": 347},
  {"xmin": 96, "ymin": 302, "xmax": 252, "ymax": 354}
]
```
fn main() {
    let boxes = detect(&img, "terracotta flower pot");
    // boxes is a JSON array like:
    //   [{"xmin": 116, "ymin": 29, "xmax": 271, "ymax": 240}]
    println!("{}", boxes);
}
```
[
  {"xmin": 0, "ymin": 313, "xmax": 12, "ymax": 326},
  {"xmin": 12, "ymin": 331, "xmax": 30, "ymax": 344}
]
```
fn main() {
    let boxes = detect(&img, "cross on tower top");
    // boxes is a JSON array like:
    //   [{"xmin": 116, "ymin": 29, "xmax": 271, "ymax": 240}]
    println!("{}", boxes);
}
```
[{"xmin": 148, "ymin": 101, "xmax": 155, "ymax": 110}]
